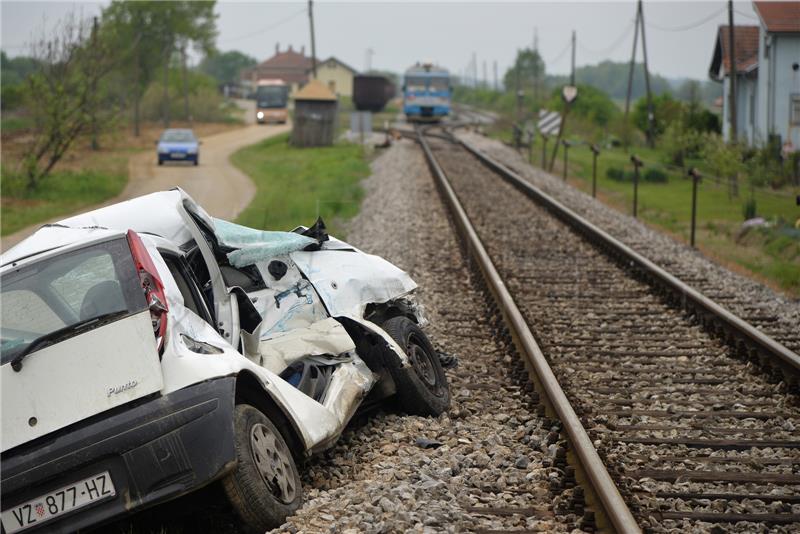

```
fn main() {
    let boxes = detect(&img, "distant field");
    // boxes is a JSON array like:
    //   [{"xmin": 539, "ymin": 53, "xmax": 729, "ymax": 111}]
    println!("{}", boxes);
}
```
[
  {"xmin": 231, "ymin": 133, "xmax": 369, "ymax": 238},
  {"xmin": 488, "ymin": 128, "xmax": 800, "ymax": 297}
]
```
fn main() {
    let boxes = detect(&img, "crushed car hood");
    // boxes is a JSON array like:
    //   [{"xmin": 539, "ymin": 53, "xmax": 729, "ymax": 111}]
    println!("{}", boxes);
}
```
[{"xmin": 290, "ymin": 248, "xmax": 416, "ymax": 318}]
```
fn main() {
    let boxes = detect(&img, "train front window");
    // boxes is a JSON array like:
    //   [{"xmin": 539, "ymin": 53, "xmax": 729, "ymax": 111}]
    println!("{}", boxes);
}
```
[
  {"xmin": 406, "ymin": 77, "xmax": 427, "ymax": 92},
  {"xmin": 429, "ymin": 77, "xmax": 448, "ymax": 91}
]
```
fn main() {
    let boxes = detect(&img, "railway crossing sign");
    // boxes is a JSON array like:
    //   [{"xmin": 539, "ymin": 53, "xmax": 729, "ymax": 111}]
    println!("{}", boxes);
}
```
[
  {"xmin": 562, "ymin": 85, "xmax": 578, "ymax": 103},
  {"xmin": 537, "ymin": 109, "xmax": 561, "ymax": 136}
]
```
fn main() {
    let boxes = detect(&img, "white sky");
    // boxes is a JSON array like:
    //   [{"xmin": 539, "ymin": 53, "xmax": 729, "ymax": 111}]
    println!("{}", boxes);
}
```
[{"xmin": 1, "ymin": 1, "xmax": 762, "ymax": 81}]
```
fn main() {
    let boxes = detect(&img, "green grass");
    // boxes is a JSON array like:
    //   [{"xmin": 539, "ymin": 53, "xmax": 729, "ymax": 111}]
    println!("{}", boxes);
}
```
[
  {"xmin": 1, "ymin": 159, "xmax": 127, "ymax": 236},
  {"xmin": 485, "ymin": 122, "xmax": 800, "ymax": 296},
  {"xmin": 231, "ymin": 133, "xmax": 369, "ymax": 238},
  {"xmin": 1, "ymin": 114, "xmax": 33, "ymax": 133}
]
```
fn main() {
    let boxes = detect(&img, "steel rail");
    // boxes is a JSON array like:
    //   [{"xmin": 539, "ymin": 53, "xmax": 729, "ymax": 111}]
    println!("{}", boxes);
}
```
[
  {"xmin": 416, "ymin": 127, "xmax": 642, "ymax": 534},
  {"xmin": 455, "ymin": 136, "xmax": 800, "ymax": 378}
]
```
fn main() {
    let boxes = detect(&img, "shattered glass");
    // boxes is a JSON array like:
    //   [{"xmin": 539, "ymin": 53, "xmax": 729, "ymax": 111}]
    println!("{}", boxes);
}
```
[{"xmin": 213, "ymin": 218, "xmax": 318, "ymax": 267}]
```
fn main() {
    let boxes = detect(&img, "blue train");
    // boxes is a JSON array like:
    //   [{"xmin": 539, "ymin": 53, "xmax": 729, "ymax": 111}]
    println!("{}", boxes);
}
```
[{"xmin": 403, "ymin": 63, "xmax": 451, "ymax": 121}]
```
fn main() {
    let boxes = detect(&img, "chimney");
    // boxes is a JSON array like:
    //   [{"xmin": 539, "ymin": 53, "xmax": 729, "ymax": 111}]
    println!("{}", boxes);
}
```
[
  {"xmin": 289, "ymin": 44, "xmax": 293, "ymax": 52},
  {"xmin": 275, "ymin": 42, "xmax": 279, "ymax": 54}
]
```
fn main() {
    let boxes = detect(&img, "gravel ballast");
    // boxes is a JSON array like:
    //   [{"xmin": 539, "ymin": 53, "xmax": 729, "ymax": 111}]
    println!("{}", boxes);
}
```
[{"xmin": 271, "ymin": 139, "xmax": 577, "ymax": 533}]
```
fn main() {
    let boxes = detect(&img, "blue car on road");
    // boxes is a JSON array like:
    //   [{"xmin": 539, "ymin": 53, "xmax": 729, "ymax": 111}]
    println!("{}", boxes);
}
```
[{"xmin": 157, "ymin": 129, "xmax": 200, "ymax": 166}]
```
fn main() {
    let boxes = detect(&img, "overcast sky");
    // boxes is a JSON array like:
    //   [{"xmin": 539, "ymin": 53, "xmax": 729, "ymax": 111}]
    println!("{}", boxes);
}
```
[{"xmin": 1, "ymin": 1, "xmax": 762, "ymax": 81}]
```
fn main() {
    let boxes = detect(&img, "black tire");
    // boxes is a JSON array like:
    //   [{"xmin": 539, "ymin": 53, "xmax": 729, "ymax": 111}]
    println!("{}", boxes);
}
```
[
  {"xmin": 382, "ymin": 316, "xmax": 450, "ymax": 416},
  {"xmin": 157, "ymin": 158, "xmax": 163, "ymax": 166},
  {"xmin": 193, "ymin": 157, "xmax": 199, "ymax": 166},
  {"xmin": 222, "ymin": 404, "xmax": 302, "ymax": 534}
]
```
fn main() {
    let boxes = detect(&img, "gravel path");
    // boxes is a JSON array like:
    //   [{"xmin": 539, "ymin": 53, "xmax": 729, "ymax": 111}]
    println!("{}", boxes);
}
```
[
  {"xmin": 456, "ymin": 130, "xmax": 800, "ymax": 354},
  {"xmin": 271, "ymin": 139, "xmax": 578, "ymax": 533}
]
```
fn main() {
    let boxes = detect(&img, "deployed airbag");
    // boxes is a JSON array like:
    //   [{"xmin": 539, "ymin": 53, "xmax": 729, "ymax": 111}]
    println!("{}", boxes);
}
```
[{"xmin": 213, "ymin": 218, "xmax": 317, "ymax": 267}]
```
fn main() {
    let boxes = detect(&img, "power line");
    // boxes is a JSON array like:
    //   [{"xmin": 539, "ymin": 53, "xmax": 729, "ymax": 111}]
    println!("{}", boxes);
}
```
[
  {"xmin": 544, "ymin": 37, "xmax": 572, "ymax": 68},
  {"xmin": 577, "ymin": 18, "xmax": 635, "ymax": 57},
  {"xmin": 219, "ymin": 7, "xmax": 306, "ymax": 45},
  {"xmin": 645, "ymin": 6, "xmax": 726, "ymax": 32}
]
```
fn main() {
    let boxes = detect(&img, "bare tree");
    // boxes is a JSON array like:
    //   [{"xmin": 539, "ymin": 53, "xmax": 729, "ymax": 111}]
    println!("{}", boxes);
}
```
[{"xmin": 22, "ymin": 15, "xmax": 116, "ymax": 190}]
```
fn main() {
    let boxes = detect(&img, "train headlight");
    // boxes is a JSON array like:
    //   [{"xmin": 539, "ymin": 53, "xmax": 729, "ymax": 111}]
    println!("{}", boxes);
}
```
[{"xmin": 256, "ymin": 111, "xmax": 265, "ymax": 119}]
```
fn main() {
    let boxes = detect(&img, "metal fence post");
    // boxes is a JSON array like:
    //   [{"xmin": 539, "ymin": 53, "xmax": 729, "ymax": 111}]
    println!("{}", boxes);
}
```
[
  {"xmin": 630, "ymin": 154, "xmax": 642, "ymax": 218},
  {"xmin": 562, "ymin": 140, "xmax": 570, "ymax": 181},
  {"xmin": 590, "ymin": 144, "xmax": 600, "ymax": 198},
  {"xmin": 688, "ymin": 167, "xmax": 702, "ymax": 248},
  {"xmin": 541, "ymin": 135, "xmax": 549, "ymax": 169}
]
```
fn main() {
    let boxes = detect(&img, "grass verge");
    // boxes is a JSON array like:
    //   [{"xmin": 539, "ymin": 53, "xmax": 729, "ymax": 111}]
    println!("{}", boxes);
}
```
[
  {"xmin": 1, "ymin": 164, "xmax": 127, "ymax": 236},
  {"xmin": 231, "ymin": 133, "xmax": 369, "ymax": 238}
]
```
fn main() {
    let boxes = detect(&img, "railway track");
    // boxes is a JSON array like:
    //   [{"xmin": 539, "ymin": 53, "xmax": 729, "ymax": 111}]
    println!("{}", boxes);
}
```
[{"xmin": 416, "ymin": 125, "xmax": 800, "ymax": 532}]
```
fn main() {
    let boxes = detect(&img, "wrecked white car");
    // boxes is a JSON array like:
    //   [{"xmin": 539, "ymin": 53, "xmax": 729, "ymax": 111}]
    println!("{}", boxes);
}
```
[{"xmin": 0, "ymin": 188, "xmax": 450, "ymax": 534}]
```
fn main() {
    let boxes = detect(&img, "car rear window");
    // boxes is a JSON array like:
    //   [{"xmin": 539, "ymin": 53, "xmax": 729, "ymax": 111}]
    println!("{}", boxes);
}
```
[
  {"xmin": 161, "ymin": 130, "xmax": 195, "ymax": 142},
  {"xmin": 1, "ymin": 237, "xmax": 147, "ymax": 364}
]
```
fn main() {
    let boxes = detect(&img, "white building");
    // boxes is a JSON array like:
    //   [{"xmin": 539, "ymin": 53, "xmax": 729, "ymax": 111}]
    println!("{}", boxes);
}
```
[{"xmin": 709, "ymin": 1, "xmax": 800, "ymax": 147}]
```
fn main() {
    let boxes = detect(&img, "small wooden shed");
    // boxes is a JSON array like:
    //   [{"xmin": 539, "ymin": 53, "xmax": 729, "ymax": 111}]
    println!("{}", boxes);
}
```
[{"xmin": 291, "ymin": 79, "xmax": 338, "ymax": 147}]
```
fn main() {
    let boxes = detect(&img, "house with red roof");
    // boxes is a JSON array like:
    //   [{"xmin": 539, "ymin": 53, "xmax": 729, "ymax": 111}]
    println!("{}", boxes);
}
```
[
  {"xmin": 709, "ymin": 2, "xmax": 800, "ymax": 147},
  {"xmin": 241, "ymin": 43, "xmax": 312, "ymax": 96}
]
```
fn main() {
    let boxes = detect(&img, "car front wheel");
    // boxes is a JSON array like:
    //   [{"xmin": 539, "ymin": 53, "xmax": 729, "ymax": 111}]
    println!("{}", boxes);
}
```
[
  {"xmin": 222, "ymin": 404, "xmax": 302, "ymax": 534},
  {"xmin": 382, "ymin": 316, "xmax": 450, "ymax": 416}
]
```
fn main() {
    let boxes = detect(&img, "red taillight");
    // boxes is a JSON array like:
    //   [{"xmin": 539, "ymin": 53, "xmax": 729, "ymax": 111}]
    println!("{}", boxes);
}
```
[{"xmin": 126, "ymin": 230, "xmax": 168, "ymax": 354}]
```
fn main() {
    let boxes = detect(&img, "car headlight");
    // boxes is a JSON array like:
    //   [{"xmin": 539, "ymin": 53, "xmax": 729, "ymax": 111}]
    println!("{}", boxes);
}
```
[
  {"xmin": 188, "ymin": 146, "xmax": 198, "ymax": 154},
  {"xmin": 256, "ymin": 111, "xmax": 264, "ymax": 119},
  {"xmin": 157, "ymin": 145, "xmax": 168, "ymax": 154}
]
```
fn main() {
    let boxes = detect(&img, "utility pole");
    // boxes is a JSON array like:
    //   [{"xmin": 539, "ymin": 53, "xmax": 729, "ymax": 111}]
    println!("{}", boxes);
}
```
[
  {"xmin": 533, "ymin": 27, "xmax": 540, "ymax": 106},
  {"xmin": 90, "ymin": 16, "xmax": 99, "ymax": 150},
  {"xmin": 162, "ymin": 44, "xmax": 170, "ymax": 128},
  {"xmin": 570, "ymin": 30, "xmax": 576, "ymax": 86},
  {"xmin": 308, "ymin": 0, "xmax": 317, "ymax": 77},
  {"xmin": 623, "ymin": 2, "xmax": 641, "ymax": 148},
  {"xmin": 365, "ymin": 48, "xmax": 373, "ymax": 72},
  {"xmin": 639, "ymin": 0, "xmax": 655, "ymax": 147},
  {"xmin": 483, "ymin": 60, "xmax": 487, "ymax": 89},
  {"xmin": 472, "ymin": 52, "xmax": 478, "ymax": 88},
  {"xmin": 181, "ymin": 40, "xmax": 190, "ymax": 124},
  {"xmin": 727, "ymin": 0, "xmax": 738, "ymax": 142},
  {"xmin": 493, "ymin": 60, "xmax": 498, "ymax": 91}
]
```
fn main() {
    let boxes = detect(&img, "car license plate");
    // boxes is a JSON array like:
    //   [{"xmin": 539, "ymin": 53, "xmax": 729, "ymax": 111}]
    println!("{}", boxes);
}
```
[
  {"xmin": 1, "ymin": 472, "xmax": 115, "ymax": 533},
  {"xmin": 171, "ymin": 152, "xmax": 186, "ymax": 159}
]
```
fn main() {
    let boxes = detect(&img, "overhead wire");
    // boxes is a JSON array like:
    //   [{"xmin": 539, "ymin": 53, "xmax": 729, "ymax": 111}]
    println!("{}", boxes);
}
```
[
  {"xmin": 544, "ymin": 37, "xmax": 573, "ymax": 69},
  {"xmin": 219, "ymin": 7, "xmax": 307, "ymax": 45},
  {"xmin": 577, "ymin": 18, "xmax": 635, "ymax": 58},
  {"xmin": 645, "ymin": 6, "xmax": 726, "ymax": 32}
]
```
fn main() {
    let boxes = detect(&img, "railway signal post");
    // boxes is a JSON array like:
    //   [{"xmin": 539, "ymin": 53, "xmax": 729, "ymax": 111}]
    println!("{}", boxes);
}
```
[
  {"xmin": 541, "ymin": 135, "xmax": 549, "ymax": 169},
  {"xmin": 590, "ymin": 144, "xmax": 600, "ymax": 198},
  {"xmin": 631, "ymin": 154, "xmax": 643, "ymax": 218},
  {"xmin": 562, "ymin": 140, "xmax": 571, "ymax": 181},
  {"xmin": 689, "ymin": 167, "xmax": 702, "ymax": 248}
]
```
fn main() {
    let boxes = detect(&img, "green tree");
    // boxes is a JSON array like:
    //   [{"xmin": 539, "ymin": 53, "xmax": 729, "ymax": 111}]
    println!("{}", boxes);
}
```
[
  {"xmin": 199, "ymin": 50, "xmax": 256, "ymax": 86},
  {"xmin": 1, "ymin": 51, "xmax": 39, "ymax": 110},
  {"xmin": 503, "ymin": 48, "xmax": 545, "ymax": 106},
  {"xmin": 101, "ymin": 1, "xmax": 217, "ymax": 134},
  {"xmin": 547, "ymin": 84, "xmax": 618, "ymax": 127},
  {"xmin": 632, "ymin": 93, "xmax": 683, "ymax": 138},
  {"xmin": 20, "ymin": 15, "xmax": 118, "ymax": 189}
]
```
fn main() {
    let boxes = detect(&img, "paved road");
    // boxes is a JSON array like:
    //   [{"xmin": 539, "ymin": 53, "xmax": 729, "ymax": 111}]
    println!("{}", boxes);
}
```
[{"xmin": 2, "ymin": 100, "xmax": 289, "ymax": 252}]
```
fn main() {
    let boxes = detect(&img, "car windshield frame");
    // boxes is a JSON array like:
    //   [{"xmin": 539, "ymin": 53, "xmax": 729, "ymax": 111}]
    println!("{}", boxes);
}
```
[
  {"xmin": 0, "ymin": 237, "xmax": 148, "ymax": 365},
  {"xmin": 160, "ymin": 130, "xmax": 196, "ymax": 143}
]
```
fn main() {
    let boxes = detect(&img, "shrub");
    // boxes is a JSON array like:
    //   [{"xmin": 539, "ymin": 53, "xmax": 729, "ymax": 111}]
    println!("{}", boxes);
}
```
[
  {"xmin": 606, "ymin": 167, "xmax": 628, "ymax": 181},
  {"xmin": 643, "ymin": 168, "xmax": 668, "ymax": 183}
]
